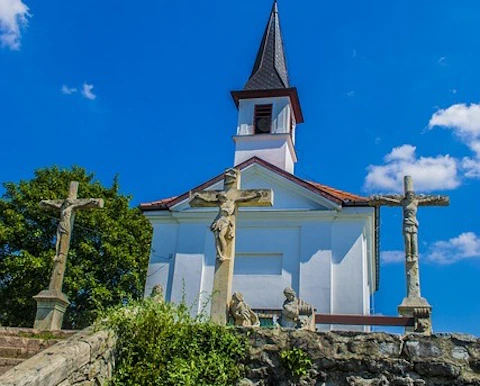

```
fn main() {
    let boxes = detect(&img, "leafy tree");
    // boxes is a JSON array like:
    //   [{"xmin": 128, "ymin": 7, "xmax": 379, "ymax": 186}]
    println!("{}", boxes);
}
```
[{"xmin": 0, "ymin": 166, "xmax": 152, "ymax": 329}]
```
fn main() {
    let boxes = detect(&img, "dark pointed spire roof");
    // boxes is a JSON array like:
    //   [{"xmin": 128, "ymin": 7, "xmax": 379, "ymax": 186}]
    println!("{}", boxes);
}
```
[{"xmin": 244, "ymin": 1, "xmax": 289, "ymax": 90}]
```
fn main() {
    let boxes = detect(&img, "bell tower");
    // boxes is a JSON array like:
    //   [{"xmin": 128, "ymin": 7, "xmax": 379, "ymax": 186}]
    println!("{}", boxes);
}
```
[{"xmin": 231, "ymin": 0, "xmax": 304, "ymax": 174}]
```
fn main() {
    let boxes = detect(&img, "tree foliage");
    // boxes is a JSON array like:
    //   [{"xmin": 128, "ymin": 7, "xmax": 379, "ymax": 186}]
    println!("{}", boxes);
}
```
[{"xmin": 0, "ymin": 166, "xmax": 152, "ymax": 329}]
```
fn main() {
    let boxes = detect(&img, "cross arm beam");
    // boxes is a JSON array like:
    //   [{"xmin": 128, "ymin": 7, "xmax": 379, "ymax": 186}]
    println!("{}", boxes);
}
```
[
  {"xmin": 39, "ymin": 200, "xmax": 64, "ymax": 210},
  {"xmin": 236, "ymin": 190, "xmax": 273, "ymax": 207},
  {"xmin": 189, "ymin": 191, "xmax": 219, "ymax": 207},
  {"xmin": 417, "ymin": 195, "xmax": 450, "ymax": 206},
  {"xmin": 72, "ymin": 198, "xmax": 105, "ymax": 210},
  {"xmin": 369, "ymin": 194, "xmax": 403, "ymax": 206}
]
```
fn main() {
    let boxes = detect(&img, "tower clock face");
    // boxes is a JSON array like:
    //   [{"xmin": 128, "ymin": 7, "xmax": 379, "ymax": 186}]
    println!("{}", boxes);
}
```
[{"xmin": 256, "ymin": 117, "xmax": 271, "ymax": 133}]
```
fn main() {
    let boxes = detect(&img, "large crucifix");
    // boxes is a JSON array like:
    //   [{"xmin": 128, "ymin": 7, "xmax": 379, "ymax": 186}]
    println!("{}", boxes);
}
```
[
  {"xmin": 190, "ymin": 168, "xmax": 273, "ymax": 324},
  {"xmin": 369, "ymin": 176, "xmax": 449, "ymax": 325},
  {"xmin": 34, "ymin": 181, "xmax": 104, "ymax": 330},
  {"xmin": 40, "ymin": 181, "xmax": 105, "ymax": 293}
]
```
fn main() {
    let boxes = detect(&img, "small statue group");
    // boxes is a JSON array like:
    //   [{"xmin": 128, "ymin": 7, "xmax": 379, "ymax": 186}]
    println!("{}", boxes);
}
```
[
  {"xmin": 279, "ymin": 287, "xmax": 315, "ymax": 331},
  {"xmin": 229, "ymin": 292, "xmax": 260, "ymax": 327},
  {"xmin": 228, "ymin": 287, "xmax": 315, "ymax": 331}
]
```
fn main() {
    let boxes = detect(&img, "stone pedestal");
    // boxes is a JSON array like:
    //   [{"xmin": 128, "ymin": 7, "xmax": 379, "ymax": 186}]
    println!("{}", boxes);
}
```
[
  {"xmin": 33, "ymin": 290, "xmax": 70, "ymax": 330},
  {"xmin": 398, "ymin": 296, "xmax": 432, "ymax": 335}
]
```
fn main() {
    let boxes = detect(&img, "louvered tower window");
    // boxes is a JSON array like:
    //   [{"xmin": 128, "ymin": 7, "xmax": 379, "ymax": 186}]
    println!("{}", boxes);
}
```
[{"xmin": 254, "ymin": 104, "xmax": 273, "ymax": 134}]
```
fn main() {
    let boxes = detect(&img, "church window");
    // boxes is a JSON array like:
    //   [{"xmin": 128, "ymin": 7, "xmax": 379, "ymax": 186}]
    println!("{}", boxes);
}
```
[{"xmin": 254, "ymin": 104, "xmax": 273, "ymax": 134}]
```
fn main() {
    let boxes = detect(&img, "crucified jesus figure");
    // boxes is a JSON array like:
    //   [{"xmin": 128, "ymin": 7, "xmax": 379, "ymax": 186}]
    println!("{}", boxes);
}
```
[
  {"xmin": 39, "ymin": 181, "xmax": 104, "ymax": 293},
  {"xmin": 189, "ymin": 168, "xmax": 273, "ymax": 324},
  {"xmin": 192, "ymin": 190, "xmax": 261, "ymax": 261},
  {"xmin": 370, "ymin": 176, "xmax": 449, "ymax": 298}
]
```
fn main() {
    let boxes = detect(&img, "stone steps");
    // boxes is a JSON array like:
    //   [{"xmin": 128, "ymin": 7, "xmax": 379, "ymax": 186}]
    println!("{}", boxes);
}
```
[
  {"xmin": 0, "ymin": 328, "xmax": 76, "ymax": 376},
  {"xmin": 0, "ymin": 358, "xmax": 23, "ymax": 376}
]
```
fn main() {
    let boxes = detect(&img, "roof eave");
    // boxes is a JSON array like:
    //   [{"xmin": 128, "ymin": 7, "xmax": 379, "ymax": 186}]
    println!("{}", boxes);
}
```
[{"xmin": 231, "ymin": 88, "xmax": 304, "ymax": 124}]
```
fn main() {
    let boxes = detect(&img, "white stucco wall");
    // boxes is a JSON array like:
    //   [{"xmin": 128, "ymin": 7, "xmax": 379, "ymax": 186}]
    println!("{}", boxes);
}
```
[
  {"xmin": 144, "ymin": 166, "xmax": 376, "ymax": 330},
  {"xmin": 233, "ymin": 134, "xmax": 296, "ymax": 173},
  {"xmin": 145, "ymin": 212, "xmax": 373, "ymax": 324}
]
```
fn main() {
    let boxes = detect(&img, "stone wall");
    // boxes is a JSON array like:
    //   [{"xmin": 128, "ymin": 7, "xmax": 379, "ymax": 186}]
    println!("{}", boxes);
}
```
[
  {"xmin": 236, "ymin": 329, "xmax": 480, "ymax": 386},
  {"xmin": 0, "ymin": 328, "xmax": 115, "ymax": 386},
  {"xmin": 1, "ymin": 327, "xmax": 478, "ymax": 385}
]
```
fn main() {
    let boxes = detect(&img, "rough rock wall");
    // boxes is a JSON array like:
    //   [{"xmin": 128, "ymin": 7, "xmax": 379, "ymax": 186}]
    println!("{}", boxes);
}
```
[
  {"xmin": 0, "ymin": 328, "xmax": 115, "ymax": 386},
  {"xmin": 1, "ymin": 327, "xmax": 478, "ymax": 386},
  {"xmin": 237, "ymin": 329, "xmax": 480, "ymax": 386}
]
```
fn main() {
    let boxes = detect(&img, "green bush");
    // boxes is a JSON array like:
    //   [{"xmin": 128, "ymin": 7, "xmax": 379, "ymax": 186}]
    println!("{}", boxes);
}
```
[
  {"xmin": 99, "ymin": 299, "xmax": 247, "ymax": 386},
  {"xmin": 280, "ymin": 347, "xmax": 313, "ymax": 377}
]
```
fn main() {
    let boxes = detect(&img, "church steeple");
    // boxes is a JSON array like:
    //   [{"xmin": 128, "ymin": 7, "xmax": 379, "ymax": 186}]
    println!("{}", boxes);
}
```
[
  {"xmin": 244, "ymin": 0, "xmax": 289, "ymax": 90},
  {"xmin": 231, "ymin": 1, "xmax": 303, "ymax": 175}
]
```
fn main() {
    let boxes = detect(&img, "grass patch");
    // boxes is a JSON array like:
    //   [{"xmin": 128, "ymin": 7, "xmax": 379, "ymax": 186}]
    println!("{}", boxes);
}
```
[
  {"xmin": 17, "ymin": 331, "xmax": 61, "ymax": 340},
  {"xmin": 280, "ymin": 347, "xmax": 313, "ymax": 377}
]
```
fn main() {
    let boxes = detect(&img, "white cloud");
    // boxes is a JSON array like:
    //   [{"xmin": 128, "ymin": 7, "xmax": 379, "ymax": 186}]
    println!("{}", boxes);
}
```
[
  {"xmin": 384, "ymin": 144, "xmax": 416, "ymax": 162},
  {"xmin": 425, "ymin": 232, "xmax": 480, "ymax": 264},
  {"xmin": 346, "ymin": 90, "xmax": 355, "ymax": 97},
  {"xmin": 81, "ymin": 83, "xmax": 96, "ymax": 100},
  {"xmin": 429, "ymin": 103, "xmax": 480, "ymax": 140},
  {"xmin": 0, "ymin": 0, "xmax": 30, "ymax": 50},
  {"xmin": 438, "ymin": 56, "xmax": 446, "ymax": 65},
  {"xmin": 61, "ymin": 85, "xmax": 77, "ymax": 95},
  {"xmin": 364, "ymin": 144, "xmax": 460, "ymax": 192},
  {"xmin": 429, "ymin": 103, "xmax": 480, "ymax": 180},
  {"xmin": 462, "ymin": 156, "xmax": 480, "ymax": 178},
  {"xmin": 381, "ymin": 250, "xmax": 404, "ymax": 264},
  {"xmin": 382, "ymin": 233, "xmax": 480, "ymax": 265}
]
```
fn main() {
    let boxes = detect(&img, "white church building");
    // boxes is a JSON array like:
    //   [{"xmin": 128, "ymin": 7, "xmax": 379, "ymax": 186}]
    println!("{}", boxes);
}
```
[{"xmin": 140, "ymin": 2, "xmax": 379, "ymax": 327}]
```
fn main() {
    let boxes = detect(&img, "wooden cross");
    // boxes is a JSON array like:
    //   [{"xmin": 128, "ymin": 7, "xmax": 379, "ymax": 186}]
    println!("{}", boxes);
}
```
[
  {"xmin": 190, "ymin": 168, "xmax": 273, "ymax": 324},
  {"xmin": 369, "ymin": 176, "xmax": 449, "ymax": 299},
  {"xmin": 39, "ymin": 181, "xmax": 104, "ymax": 294}
]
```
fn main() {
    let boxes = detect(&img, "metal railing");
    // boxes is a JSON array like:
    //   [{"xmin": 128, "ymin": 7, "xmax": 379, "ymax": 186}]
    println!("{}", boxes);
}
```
[{"xmin": 251, "ymin": 309, "xmax": 414, "ymax": 328}]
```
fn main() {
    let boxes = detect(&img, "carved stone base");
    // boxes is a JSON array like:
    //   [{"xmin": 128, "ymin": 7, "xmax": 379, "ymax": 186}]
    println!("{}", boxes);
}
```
[
  {"xmin": 33, "ymin": 290, "xmax": 70, "ymax": 330},
  {"xmin": 299, "ymin": 314, "xmax": 316, "ymax": 331},
  {"xmin": 398, "ymin": 296, "xmax": 432, "ymax": 335}
]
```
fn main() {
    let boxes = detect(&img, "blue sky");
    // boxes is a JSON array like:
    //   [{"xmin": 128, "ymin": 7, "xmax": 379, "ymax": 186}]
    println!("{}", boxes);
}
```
[{"xmin": 1, "ymin": 0, "xmax": 479, "ymax": 335}]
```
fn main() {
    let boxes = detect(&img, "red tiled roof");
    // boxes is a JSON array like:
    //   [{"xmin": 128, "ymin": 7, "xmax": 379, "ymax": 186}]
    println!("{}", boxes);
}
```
[
  {"xmin": 138, "ymin": 196, "xmax": 178, "ymax": 211},
  {"xmin": 307, "ymin": 182, "xmax": 368, "ymax": 205},
  {"xmin": 139, "ymin": 157, "xmax": 368, "ymax": 211}
]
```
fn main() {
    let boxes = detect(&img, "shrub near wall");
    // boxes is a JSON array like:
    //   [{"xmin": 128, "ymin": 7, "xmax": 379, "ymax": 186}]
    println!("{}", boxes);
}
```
[{"xmin": 100, "ymin": 299, "xmax": 247, "ymax": 386}]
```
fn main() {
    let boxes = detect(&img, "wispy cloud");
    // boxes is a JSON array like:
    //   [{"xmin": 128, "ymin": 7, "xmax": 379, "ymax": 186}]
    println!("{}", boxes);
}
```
[
  {"xmin": 429, "ymin": 103, "xmax": 480, "ymax": 179},
  {"xmin": 0, "ymin": 0, "xmax": 30, "ymax": 50},
  {"xmin": 425, "ymin": 232, "xmax": 480, "ymax": 264},
  {"xmin": 364, "ymin": 144, "xmax": 460, "ymax": 192},
  {"xmin": 346, "ymin": 90, "xmax": 355, "ymax": 97},
  {"xmin": 438, "ymin": 56, "xmax": 447, "ymax": 66},
  {"xmin": 61, "ymin": 85, "xmax": 78, "ymax": 95},
  {"xmin": 81, "ymin": 83, "xmax": 96, "ymax": 100},
  {"xmin": 381, "ymin": 250, "xmax": 405, "ymax": 264}
]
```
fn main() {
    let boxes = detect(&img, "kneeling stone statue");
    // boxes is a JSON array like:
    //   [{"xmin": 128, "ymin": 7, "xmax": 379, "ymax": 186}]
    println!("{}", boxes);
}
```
[
  {"xmin": 150, "ymin": 284, "xmax": 164, "ymax": 304},
  {"xmin": 279, "ymin": 287, "xmax": 315, "ymax": 331},
  {"xmin": 229, "ymin": 292, "xmax": 260, "ymax": 327}
]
